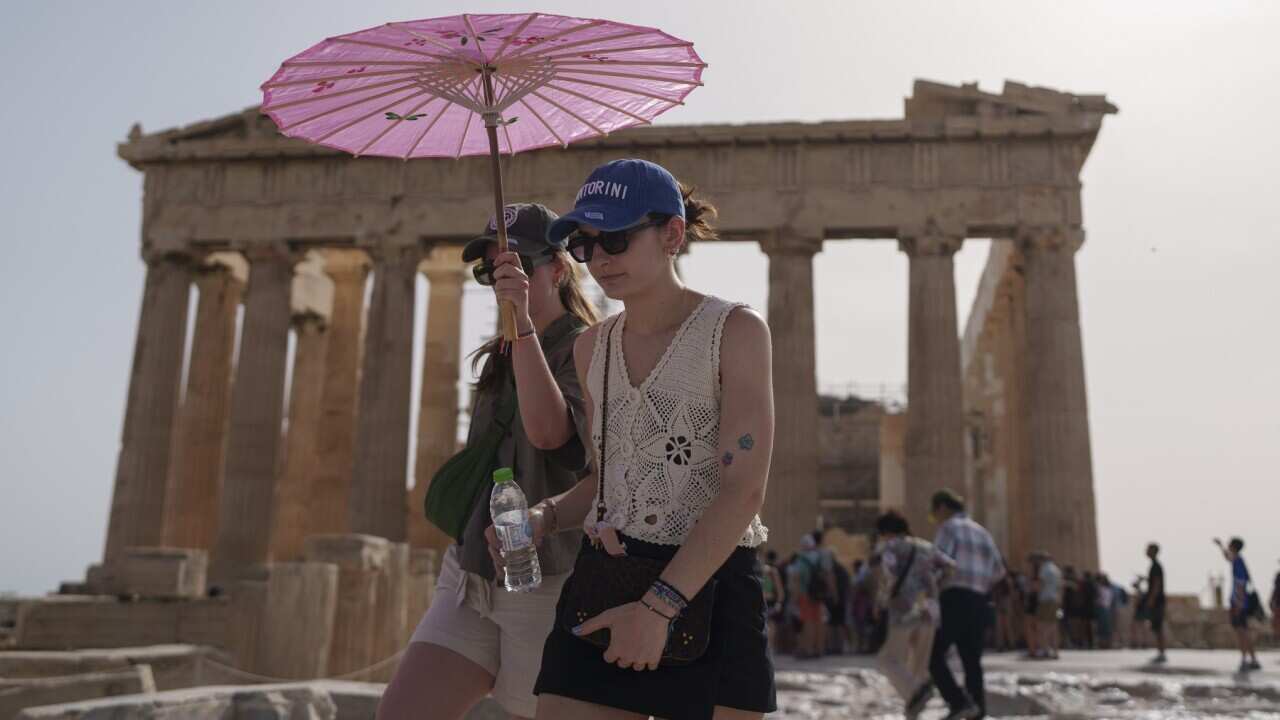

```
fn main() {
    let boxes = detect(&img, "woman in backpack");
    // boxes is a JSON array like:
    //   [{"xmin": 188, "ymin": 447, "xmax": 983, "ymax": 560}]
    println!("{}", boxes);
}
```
[
  {"xmin": 508, "ymin": 158, "xmax": 777, "ymax": 719},
  {"xmin": 378, "ymin": 203, "xmax": 599, "ymax": 720}
]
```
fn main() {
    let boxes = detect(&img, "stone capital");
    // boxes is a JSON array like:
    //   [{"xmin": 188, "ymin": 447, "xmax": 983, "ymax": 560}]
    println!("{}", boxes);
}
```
[
  {"xmin": 365, "ymin": 242, "xmax": 422, "ymax": 266},
  {"xmin": 141, "ymin": 247, "xmax": 197, "ymax": 268},
  {"xmin": 320, "ymin": 248, "xmax": 372, "ymax": 283},
  {"xmin": 199, "ymin": 251, "xmax": 250, "ymax": 285},
  {"xmin": 236, "ymin": 240, "xmax": 299, "ymax": 267},
  {"xmin": 759, "ymin": 230, "xmax": 824, "ymax": 257},
  {"xmin": 898, "ymin": 234, "xmax": 963, "ymax": 257},
  {"xmin": 1015, "ymin": 225, "xmax": 1084, "ymax": 254},
  {"xmin": 419, "ymin": 245, "xmax": 469, "ymax": 283}
]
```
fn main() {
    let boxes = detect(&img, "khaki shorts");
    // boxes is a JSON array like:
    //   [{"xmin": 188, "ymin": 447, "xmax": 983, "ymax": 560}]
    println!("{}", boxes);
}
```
[
  {"xmin": 1036, "ymin": 600, "xmax": 1061, "ymax": 623},
  {"xmin": 410, "ymin": 545, "xmax": 568, "ymax": 718}
]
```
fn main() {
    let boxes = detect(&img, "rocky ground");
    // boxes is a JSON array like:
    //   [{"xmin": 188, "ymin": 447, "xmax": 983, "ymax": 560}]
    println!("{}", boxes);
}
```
[{"xmin": 770, "ymin": 648, "xmax": 1280, "ymax": 718}]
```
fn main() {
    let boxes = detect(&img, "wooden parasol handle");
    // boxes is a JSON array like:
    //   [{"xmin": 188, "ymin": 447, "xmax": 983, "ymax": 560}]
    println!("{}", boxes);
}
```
[{"xmin": 482, "ymin": 67, "xmax": 518, "ymax": 342}]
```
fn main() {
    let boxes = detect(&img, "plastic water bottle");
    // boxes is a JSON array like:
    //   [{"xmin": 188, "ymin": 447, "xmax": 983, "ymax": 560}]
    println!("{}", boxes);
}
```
[{"xmin": 490, "ymin": 467, "xmax": 542, "ymax": 592}]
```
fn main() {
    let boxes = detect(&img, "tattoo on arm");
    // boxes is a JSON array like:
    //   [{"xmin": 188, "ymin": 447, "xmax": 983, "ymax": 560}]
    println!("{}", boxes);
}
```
[
  {"xmin": 737, "ymin": 434, "xmax": 754, "ymax": 451},
  {"xmin": 721, "ymin": 451, "xmax": 734, "ymax": 467}
]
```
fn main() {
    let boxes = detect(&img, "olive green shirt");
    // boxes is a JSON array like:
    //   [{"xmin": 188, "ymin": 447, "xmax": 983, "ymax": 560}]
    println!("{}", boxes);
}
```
[{"xmin": 457, "ymin": 313, "xmax": 590, "ymax": 579}]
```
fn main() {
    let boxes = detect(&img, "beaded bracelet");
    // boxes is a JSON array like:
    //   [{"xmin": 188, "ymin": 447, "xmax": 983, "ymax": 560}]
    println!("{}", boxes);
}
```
[{"xmin": 649, "ymin": 579, "xmax": 689, "ymax": 614}]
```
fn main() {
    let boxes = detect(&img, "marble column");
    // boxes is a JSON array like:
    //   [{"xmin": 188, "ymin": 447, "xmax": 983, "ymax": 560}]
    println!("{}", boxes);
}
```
[
  {"xmin": 270, "ymin": 314, "xmax": 329, "ymax": 561},
  {"xmin": 1018, "ymin": 226, "xmax": 1098, "ymax": 570},
  {"xmin": 349, "ymin": 243, "xmax": 420, "ymax": 541},
  {"xmin": 993, "ymin": 265, "xmax": 1033, "ymax": 567},
  {"xmin": 210, "ymin": 244, "xmax": 296, "ymax": 585},
  {"xmin": 269, "ymin": 252, "xmax": 335, "ymax": 561},
  {"xmin": 900, "ymin": 231, "xmax": 966, "ymax": 535},
  {"xmin": 760, "ymin": 232, "xmax": 823, "ymax": 555},
  {"xmin": 103, "ymin": 250, "xmax": 194, "ymax": 564},
  {"xmin": 310, "ymin": 250, "xmax": 371, "ymax": 538},
  {"xmin": 408, "ymin": 248, "xmax": 468, "ymax": 551},
  {"xmin": 162, "ymin": 253, "xmax": 246, "ymax": 552}
]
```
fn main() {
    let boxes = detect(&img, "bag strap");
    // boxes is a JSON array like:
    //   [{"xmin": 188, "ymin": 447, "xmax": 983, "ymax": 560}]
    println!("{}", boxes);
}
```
[
  {"xmin": 595, "ymin": 320, "xmax": 617, "ymax": 525},
  {"xmin": 896, "ymin": 540, "xmax": 916, "ymax": 597}
]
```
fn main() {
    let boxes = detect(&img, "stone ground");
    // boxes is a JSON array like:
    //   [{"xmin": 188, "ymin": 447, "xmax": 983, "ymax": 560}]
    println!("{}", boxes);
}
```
[
  {"xmin": 15, "ymin": 649, "xmax": 1279, "ymax": 718},
  {"xmin": 769, "ymin": 648, "xmax": 1280, "ymax": 718}
]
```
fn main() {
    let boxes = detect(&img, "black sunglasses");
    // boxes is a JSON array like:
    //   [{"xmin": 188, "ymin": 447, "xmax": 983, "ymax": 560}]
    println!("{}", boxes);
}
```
[
  {"xmin": 472, "ymin": 251, "xmax": 555, "ymax": 286},
  {"xmin": 565, "ymin": 219, "xmax": 665, "ymax": 263}
]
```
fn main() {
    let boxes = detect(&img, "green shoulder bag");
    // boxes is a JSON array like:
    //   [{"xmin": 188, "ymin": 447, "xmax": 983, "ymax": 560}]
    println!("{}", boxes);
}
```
[{"xmin": 423, "ymin": 390, "xmax": 516, "ymax": 542}]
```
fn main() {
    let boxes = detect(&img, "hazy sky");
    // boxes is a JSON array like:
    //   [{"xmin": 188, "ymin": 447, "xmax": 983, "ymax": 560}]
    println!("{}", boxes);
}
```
[{"xmin": 2, "ymin": 1, "xmax": 1278, "ymax": 601}]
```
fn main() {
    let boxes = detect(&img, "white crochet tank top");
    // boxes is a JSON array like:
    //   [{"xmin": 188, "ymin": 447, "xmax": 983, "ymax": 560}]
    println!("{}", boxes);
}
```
[{"xmin": 585, "ymin": 295, "xmax": 769, "ymax": 548}]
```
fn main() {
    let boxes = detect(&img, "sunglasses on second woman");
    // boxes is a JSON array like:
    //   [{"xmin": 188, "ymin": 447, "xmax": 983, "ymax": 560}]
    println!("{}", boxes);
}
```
[
  {"xmin": 472, "ymin": 250, "xmax": 556, "ymax": 287},
  {"xmin": 565, "ymin": 219, "xmax": 666, "ymax": 263}
]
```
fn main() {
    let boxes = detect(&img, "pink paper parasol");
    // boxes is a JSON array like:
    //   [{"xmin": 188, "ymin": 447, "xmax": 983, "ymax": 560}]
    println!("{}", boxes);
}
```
[{"xmin": 261, "ymin": 13, "xmax": 705, "ymax": 339}]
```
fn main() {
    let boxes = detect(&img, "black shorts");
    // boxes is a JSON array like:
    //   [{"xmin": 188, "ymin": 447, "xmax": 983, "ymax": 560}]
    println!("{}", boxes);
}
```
[
  {"xmin": 1148, "ymin": 606, "xmax": 1165, "ymax": 632},
  {"xmin": 1230, "ymin": 609, "xmax": 1249, "ymax": 629},
  {"xmin": 534, "ymin": 536, "xmax": 777, "ymax": 720}
]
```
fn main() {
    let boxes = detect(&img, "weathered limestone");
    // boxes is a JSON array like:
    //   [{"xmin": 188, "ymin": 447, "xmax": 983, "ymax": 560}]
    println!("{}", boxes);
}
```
[
  {"xmin": 163, "ymin": 253, "xmax": 246, "ymax": 552},
  {"xmin": 0, "ymin": 665, "xmax": 155, "ymax": 719},
  {"xmin": 761, "ymin": 232, "xmax": 823, "ymax": 554},
  {"xmin": 304, "ymin": 535, "xmax": 389, "ymax": 678},
  {"xmin": 406, "ymin": 548, "xmax": 437, "ymax": 634},
  {"xmin": 310, "ymin": 250, "xmax": 371, "ymax": 539},
  {"xmin": 900, "ymin": 231, "xmax": 966, "ymax": 535},
  {"xmin": 409, "ymin": 247, "xmax": 468, "ymax": 551},
  {"xmin": 15, "ymin": 682, "xmax": 338, "ymax": 720},
  {"xmin": 878, "ymin": 412, "xmax": 907, "ymax": 513},
  {"xmin": 372, "ymin": 543, "xmax": 410, "ymax": 681},
  {"xmin": 117, "ymin": 547, "xmax": 207, "ymax": 598},
  {"xmin": 1018, "ymin": 226, "xmax": 1099, "ymax": 570},
  {"xmin": 211, "ymin": 244, "xmax": 297, "ymax": 586},
  {"xmin": 349, "ymin": 244, "xmax": 419, "ymax": 541},
  {"xmin": 271, "ymin": 252, "xmax": 336, "ymax": 561},
  {"xmin": 231, "ymin": 562, "xmax": 338, "ymax": 680},
  {"xmin": 0, "ymin": 645, "xmax": 231, "ymax": 690},
  {"xmin": 12, "ymin": 597, "xmax": 229, "ymax": 650},
  {"xmin": 103, "ymin": 251, "xmax": 193, "ymax": 564}
]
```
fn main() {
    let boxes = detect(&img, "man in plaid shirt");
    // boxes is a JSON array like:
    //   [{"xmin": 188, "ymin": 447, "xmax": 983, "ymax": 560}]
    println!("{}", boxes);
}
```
[{"xmin": 927, "ymin": 490, "xmax": 1005, "ymax": 720}]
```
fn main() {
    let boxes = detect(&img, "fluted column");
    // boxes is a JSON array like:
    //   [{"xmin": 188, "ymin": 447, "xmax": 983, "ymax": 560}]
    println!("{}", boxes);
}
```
[
  {"xmin": 349, "ymin": 243, "xmax": 420, "ymax": 541},
  {"xmin": 311, "ymin": 250, "xmax": 371, "ymax": 538},
  {"xmin": 163, "ymin": 253, "xmax": 246, "ymax": 551},
  {"xmin": 211, "ymin": 244, "xmax": 296, "ymax": 585},
  {"xmin": 760, "ymin": 232, "xmax": 822, "ymax": 555},
  {"xmin": 409, "ymin": 247, "xmax": 468, "ymax": 550},
  {"xmin": 268, "ymin": 313, "xmax": 327, "ymax": 561},
  {"xmin": 269, "ymin": 252, "xmax": 335, "ymax": 561},
  {"xmin": 993, "ymin": 265, "xmax": 1032, "ymax": 567},
  {"xmin": 1019, "ymin": 226, "xmax": 1098, "ymax": 570},
  {"xmin": 103, "ymin": 250, "xmax": 194, "ymax": 564},
  {"xmin": 900, "ymin": 231, "xmax": 966, "ymax": 535}
]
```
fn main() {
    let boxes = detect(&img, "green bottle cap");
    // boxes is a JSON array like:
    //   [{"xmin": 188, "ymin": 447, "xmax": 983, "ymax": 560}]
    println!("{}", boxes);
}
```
[{"xmin": 493, "ymin": 467, "xmax": 514, "ymax": 484}]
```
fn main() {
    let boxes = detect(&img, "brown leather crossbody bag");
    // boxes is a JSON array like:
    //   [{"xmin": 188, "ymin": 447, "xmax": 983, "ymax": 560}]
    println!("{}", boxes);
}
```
[{"xmin": 557, "ymin": 319, "xmax": 717, "ymax": 666}]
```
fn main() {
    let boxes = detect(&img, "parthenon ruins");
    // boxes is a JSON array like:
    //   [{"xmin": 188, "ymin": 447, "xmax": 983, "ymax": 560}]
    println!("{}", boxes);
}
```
[{"xmin": 58, "ymin": 80, "xmax": 1115, "ymax": 676}]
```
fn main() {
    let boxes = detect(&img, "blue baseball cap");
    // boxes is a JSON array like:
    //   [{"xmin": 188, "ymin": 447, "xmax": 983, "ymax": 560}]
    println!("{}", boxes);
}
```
[{"xmin": 547, "ymin": 159, "xmax": 685, "ymax": 243}]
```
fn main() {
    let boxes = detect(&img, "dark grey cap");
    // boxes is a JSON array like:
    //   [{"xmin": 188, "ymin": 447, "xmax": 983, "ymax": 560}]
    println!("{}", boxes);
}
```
[{"xmin": 461, "ymin": 203, "xmax": 563, "ymax": 263}]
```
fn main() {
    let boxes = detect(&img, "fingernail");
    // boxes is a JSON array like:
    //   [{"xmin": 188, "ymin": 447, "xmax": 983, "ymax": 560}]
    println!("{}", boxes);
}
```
[{"xmin": 572, "ymin": 625, "xmax": 583, "ymax": 635}]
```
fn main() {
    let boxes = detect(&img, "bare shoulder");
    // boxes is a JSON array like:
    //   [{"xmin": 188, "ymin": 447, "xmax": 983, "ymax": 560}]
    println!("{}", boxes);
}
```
[{"xmin": 721, "ymin": 306, "xmax": 771, "ymax": 358}]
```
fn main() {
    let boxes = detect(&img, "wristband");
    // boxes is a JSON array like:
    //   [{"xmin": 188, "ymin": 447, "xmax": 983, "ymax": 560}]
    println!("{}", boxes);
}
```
[
  {"xmin": 535, "ymin": 497, "xmax": 560, "ymax": 535},
  {"xmin": 640, "ymin": 597, "xmax": 676, "ymax": 621},
  {"xmin": 649, "ymin": 579, "xmax": 689, "ymax": 613}
]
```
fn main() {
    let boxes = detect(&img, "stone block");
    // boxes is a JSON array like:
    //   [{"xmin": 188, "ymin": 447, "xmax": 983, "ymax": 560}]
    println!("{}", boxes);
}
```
[
  {"xmin": 0, "ymin": 644, "xmax": 231, "ymax": 691},
  {"xmin": 370, "ymin": 544, "xmax": 410, "ymax": 682},
  {"xmin": 304, "ymin": 535, "xmax": 389, "ymax": 678},
  {"xmin": 231, "ymin": 562, "xmax": 339, "ymax": 681},
  {"xmin": 12, "ymin": 597, "xmax": 231, "ymax": 651},
  {"xmin": 0, "ymin": 665, "xmax": 155, "ymax": 718},
  {"xmin": 14, "ymin": 682, "xmax": 337, "ymax": 719},
  {"xmin": 117, "ymin": 547, "xmax": 208, "ymax": 598},
  {"xmin": 1164, "ymin": 594, "xmax": 1201, "ymax": 623},
  {"xmin": 406, "ymin": 548, "xmax": 437, "ymax": 638}
]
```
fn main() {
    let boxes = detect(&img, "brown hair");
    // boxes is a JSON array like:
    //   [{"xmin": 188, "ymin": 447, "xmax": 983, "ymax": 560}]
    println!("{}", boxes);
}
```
[
  {"xmin": 676, "ymin": 182, "xmax": 718, "ymax": 245},
  {"xmin": 469, "ymin": 250, "xmax": 601, "ymax": 394}
]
